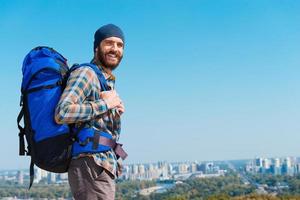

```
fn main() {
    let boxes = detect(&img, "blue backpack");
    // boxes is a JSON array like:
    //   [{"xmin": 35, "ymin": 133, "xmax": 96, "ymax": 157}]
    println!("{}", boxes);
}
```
[{"xmin": 17, "ymin": 46, "xmax": 127, "ymax": 188}]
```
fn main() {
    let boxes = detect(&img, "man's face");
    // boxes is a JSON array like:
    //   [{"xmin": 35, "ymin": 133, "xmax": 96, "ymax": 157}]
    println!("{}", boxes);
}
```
[{"xmin": 96, "ymin": 37, "xmax": 124, "ymax": 71}]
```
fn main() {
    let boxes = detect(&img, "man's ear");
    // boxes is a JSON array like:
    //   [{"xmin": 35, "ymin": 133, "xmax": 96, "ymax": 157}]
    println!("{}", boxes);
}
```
[{"xmin": 94, "ymin": 47, "xmax": 99, "ymax": 60}]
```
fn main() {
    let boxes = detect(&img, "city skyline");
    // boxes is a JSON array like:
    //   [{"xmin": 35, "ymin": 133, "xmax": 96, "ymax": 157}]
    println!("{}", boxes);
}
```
[
  {"xmin": 1, "ymin": 0, "xmax": 300, "ymax": 170},
  {"xmin": 1, "ymin": 155, "xmax": 299, "ymax": 171},
  {"xmin": 2, "ymin": 155, "xmax": 300, "ymax": 183},
  {"xmin": 2, "ymin": 156, "xmax": 300, "ymax": 198}
]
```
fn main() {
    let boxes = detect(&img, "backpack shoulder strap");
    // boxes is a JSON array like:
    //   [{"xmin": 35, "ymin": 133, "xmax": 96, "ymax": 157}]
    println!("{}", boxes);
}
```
[{"xmin": 70, "ymin": 63, "xmax": 109, "ymax": 91}]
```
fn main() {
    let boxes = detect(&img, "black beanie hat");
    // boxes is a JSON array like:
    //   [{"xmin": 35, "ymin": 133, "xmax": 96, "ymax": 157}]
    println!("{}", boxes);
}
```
[{"xmin": 93, "ymin": 24, "xmax": 125, "ymax": 52}]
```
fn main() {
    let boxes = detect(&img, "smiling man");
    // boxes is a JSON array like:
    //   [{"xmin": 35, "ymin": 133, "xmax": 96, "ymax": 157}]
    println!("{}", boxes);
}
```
[{"xmin": 55, "ymin": 24, "xmax": 126, "ymax": 200}]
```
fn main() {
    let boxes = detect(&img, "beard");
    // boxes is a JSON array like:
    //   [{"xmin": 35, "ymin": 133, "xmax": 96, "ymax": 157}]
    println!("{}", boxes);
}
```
[{"xmin": 97, "ymin": 49, "xmax": 123, "ymax": 71}]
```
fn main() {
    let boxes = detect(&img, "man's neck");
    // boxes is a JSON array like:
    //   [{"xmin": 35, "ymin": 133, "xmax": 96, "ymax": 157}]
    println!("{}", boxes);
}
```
[
  {"xmin": 93, "ymin": 58, "xmax": 112, "ymax": 75},
  {"xmin": 92, "ymin": 58, "xmax": 115, "ymax": 80},
  {"xmin": 101, "ymin": 66, "xmax": 112, "ymax": 75}
]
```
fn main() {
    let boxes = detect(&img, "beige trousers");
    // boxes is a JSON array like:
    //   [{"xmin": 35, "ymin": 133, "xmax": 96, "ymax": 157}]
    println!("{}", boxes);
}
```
[{"xmin": 68, "ymin": 156, "xmax": 115, "ymax": 200}]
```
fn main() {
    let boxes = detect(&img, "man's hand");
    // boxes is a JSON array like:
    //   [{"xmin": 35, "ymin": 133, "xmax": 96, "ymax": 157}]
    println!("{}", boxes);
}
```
[
  {"xmin": 116, "ymin": 102, "xmax": 125, "ymax": 115},
  {"xmin": 100, "ymin": 90, "xmax": 122, "ymax": 110}
]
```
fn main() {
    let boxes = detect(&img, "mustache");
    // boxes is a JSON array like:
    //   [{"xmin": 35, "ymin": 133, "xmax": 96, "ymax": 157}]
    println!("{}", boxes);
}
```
[{"xmin": 106, "ymin": 51, "xmax": 121, "ymax": 58}]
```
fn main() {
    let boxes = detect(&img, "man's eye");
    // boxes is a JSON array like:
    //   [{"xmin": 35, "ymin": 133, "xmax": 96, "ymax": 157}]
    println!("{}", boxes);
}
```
[
  {"xmin": 105, "ymin": 41, "xmax": 113, "ymax": 46},
  {"xmin": 117, "ymin": 43, "xmax": 123, "ymax": 48}
]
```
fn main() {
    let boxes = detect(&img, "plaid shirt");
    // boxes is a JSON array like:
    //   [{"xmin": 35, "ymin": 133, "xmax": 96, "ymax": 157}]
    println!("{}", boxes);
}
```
[{"xmin": 55, "ymin": 62, "xmax": 122, "ymax": 177}]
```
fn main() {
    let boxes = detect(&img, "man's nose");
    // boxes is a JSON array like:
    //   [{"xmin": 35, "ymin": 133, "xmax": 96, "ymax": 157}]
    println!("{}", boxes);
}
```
[{"xmin": 111, "ymin": 43, "xmax": 118, "ymax": 51}]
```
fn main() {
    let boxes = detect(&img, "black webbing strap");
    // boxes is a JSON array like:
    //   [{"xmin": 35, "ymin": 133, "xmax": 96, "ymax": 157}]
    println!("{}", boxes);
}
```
[
  {"xmin": 17, "ymin": 108, "xmax": 26, "ymax": 156},
  {"xmin": 92, "ymin": 132, "xmax": 100, "ymax": 150},
  {"xmin": 26, "ymin": 81, "xmax": 62, "ymax": 94},
  {"xmin": 71, "ymin": 123, "xmax": 86, "ymax": 143},
  {"xmin": 29, "ymin": 159, "xmax": 34, "ymax": 190}
]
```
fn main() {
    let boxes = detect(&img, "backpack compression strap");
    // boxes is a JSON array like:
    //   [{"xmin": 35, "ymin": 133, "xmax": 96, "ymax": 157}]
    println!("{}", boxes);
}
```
[
  {"xmin": 18, "ymin": 96, "xmax": 34, "ymax": 189},
  {"xmin": 17, "ymin": 107, "xmax": 26, "ymax": 156}
]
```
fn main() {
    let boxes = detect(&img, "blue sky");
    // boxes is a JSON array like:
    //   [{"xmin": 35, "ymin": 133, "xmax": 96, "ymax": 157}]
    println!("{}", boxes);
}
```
[{"xmin": 0, "ymin": 0, "xmax": 300, "ymax": 170}]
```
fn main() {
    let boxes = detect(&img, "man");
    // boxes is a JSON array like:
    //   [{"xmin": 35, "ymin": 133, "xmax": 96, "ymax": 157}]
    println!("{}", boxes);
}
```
[{"xmin": 55, "ymin": 24, "xmax": 126, "ymax": 200}]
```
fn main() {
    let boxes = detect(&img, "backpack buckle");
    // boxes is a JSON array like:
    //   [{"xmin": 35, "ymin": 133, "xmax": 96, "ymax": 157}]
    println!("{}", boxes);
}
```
[{"xmin": 78, "ymin": 137, "xmax": 92, "ymax": 146}]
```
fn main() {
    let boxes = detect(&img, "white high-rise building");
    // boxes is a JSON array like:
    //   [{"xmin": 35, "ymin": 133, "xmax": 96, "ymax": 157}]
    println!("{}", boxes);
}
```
[
  {"xmin": 59, "ymin": 173, "xmax": 68, "ymax": 180},
  {"xmin": 149, "ymin": 164, "xmax": 154, "ymax": 171},
  {"xmin": 41, "ymin": 169, "xmax": 48, "ymax": 179},
  {"xmin": 190, "ymin": 163, "xmax": 197, "ymax": 173},
  {"xmin": 34, "ymin": 167, "xmax": 42, "ymax": 183},
  {"xmin": 168, "ymin": 164, "xmax": 173, "ymax": 174},
  {"xmin": 272, "ymin": 158, "xmax": 281, "ymax": 175},
  {"xmin": 138, "ymin": 164, "xmax": 145, "ymax": 175},
  {"xmin": 178, "ymin": 163, "xmax": 189, "ymax": 174},
  {"xmin": 160, "ymin": 164, "xmax": 169, "ymax": 179},
  {"xmin": 262, "ymin": 158, "xmax": 270, "ymax": 169},
  {"xmin": 132, "ymin": 165, "xmax": 139, "ymax": 175},
  {"xmin": 274, "ymin": 158, "xmax": 281, "ymax": 168},
  {"xmin": 285, "ymin": 157, "xmax": 292, "ymax": 168}
]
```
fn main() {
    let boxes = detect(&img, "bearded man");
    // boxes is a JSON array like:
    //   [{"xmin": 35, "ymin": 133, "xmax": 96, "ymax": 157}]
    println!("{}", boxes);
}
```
[{"xmin": 55, "ymin": 24, "xmax": 126, "ymax": 200}]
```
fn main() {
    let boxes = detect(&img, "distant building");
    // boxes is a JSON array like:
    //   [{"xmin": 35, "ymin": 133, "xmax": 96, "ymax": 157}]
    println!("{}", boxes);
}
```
[
  {"xmin": 255, "ymin": 158, "xmax": 263, "ymax": 168},
  {"xmin": 121, "ymin": 165, "xmax": 130, "ymax": 180},
  {"xmin": 190, "ymin": 163, "xmax": 197, "ymax": 173},
  {"xmin": 59, "ymin": 173, "xmax": 68, "ymax": 180},
  {"xmin": 250, "ymin": 156, "xmax": 300, "ymax": 176},
  {"xmin": 41, "ymin": 168, "xmax": 48, "ymax": 179},
  {"xmin": 17, "ymin": 170, "xmax": 23, "ymax": 185},
  {"xmin": 160, "ymin": 163, "xmax": 169, "ymax": 180},
  {"xmin": 178, "ymin": 163, "xmax": 189, "ymax": 174},
  {"xmin": 261, "ymin": 158, "xmax": 271, "ymax": 173},
  {"xmin": 262, "ymin": 158, "xmax": 270, "ymax": 169},
  {"xmin": 198, "ymin": 162, "xmax": 216, "ymax": 174},
  {"xmin": 282, "ymin": 157, "xmax": 294, "ymax": 176},
  {"xmin": 118, "ymin": 161, "xmax": 226, "ymax": 181},
  {"xmin": 274, "ymin": 158, "xmax": 281, "ymax": 168},
  {"xmin": 272, "ymin": 158, "xmax": 281, "ymax": 175},
  {"xmin": 138, "ymin": 164, "xmax": 145, "ymax": 175},
  {"xmin": 168, "ymin": 164, "xmax": 173, "ymax": 174},
  {"xmin": 132, "ymin": 164, "xmax": 139, "ymax": 175},
  {"xmin": 34, "ymin": 167, "xmax": 42, "ymax": 183},
  {"xmin": 48, "ymin": 173, "xmax": 56, "ymax": 184}
]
